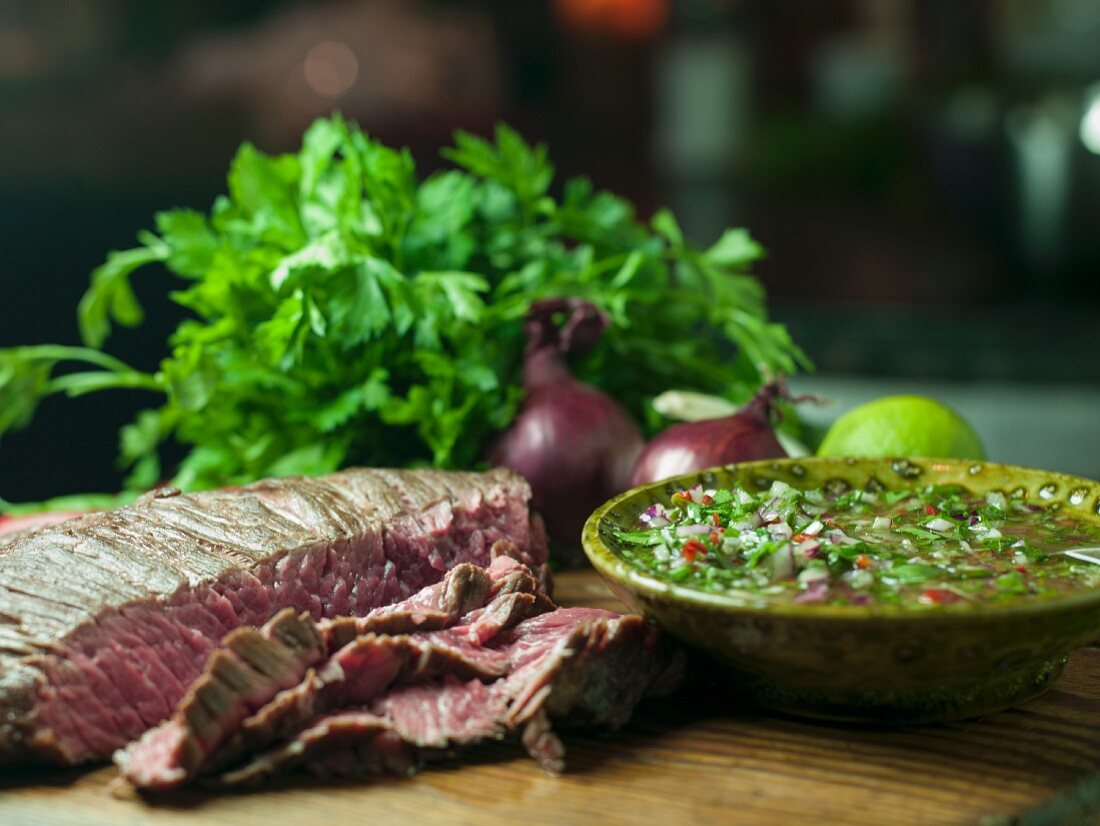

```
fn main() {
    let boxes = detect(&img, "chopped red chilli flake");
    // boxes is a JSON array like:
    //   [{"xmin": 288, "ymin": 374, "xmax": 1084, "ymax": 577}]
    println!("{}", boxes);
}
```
[
  {"xmin": 924, "ymin": 504, "xmax": 938, "ymax": 515},
  {"xmin": 671, "ymin": 491, "xmax": 692, "ymax": 504},
  {"xmin": 681, "ymin": 539, "xmax": 707, "ymax": 562},
  {"xmin": 710, "ymin": 512, "xmax": 722, "ymax": 527},
  {"xmin": 791, "ymin": 533, "xmax": 808, "ymax": 543},
  {"xmin": 920, "ymin": 588, "xmax": 960, "ymax": 605},
  {"xmin": 1014, "ymin": 565, "xmax": 1028, "ymax": 573},
  {"xmin": 701, "ymin": 493, "xmax": 714, "ymax": 506},
  {"xmin": 856, "ymin": 554, "xmax": 871, "ymax": 570},
  {"xmin": 709, "ymin": 531, "xmax": 720, "ymax": 545}
]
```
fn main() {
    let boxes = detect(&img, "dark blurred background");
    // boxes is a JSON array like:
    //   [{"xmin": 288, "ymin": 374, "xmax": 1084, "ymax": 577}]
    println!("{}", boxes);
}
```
[{"xmin": 1, "ymin": 0, "xmax": 1098, "ymax": 499}]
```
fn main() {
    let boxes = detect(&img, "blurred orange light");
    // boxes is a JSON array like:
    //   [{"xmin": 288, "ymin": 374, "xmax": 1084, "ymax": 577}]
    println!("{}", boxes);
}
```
[
  {"xmin": 304, "ymin": 41, "xmax": 359, "ymax": 99},
  {"xmin": 553, "ymin": 0, "xmax": 670, "ymax": 41}
]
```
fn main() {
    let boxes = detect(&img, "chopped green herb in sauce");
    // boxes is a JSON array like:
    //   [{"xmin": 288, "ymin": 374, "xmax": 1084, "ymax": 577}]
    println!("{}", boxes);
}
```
[{"xmin": 614, "ymin": 482, "xmax": 1100, "ymax": 608}]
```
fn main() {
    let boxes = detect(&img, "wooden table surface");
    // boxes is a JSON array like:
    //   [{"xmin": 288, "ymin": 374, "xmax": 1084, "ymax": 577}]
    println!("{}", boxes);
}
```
[{"xmin": 3, "ymin": 569, "xmax": 1100, "ymax": 826}]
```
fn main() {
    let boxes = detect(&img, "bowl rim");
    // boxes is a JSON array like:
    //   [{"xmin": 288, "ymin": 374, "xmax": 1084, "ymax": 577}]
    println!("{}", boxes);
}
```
[{"xmin": 582, "ymin": 456, "xmax": 1100, "ymax": 622}]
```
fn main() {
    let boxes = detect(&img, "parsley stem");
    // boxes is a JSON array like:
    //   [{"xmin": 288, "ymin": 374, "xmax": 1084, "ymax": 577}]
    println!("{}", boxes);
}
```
[
  {"xmin": 13, "ymin": 345, "xmax": 147, "ymax": 376},
  {"xmin": 46, "ymin": 370, "xmax": 164, "ymax": 397}
]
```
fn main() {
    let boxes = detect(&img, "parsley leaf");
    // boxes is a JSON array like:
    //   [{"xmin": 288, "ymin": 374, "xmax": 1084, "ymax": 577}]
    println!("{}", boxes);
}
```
[{"xmin": 0, "ymin": 114, "xmax": 810, "ymax": 504}]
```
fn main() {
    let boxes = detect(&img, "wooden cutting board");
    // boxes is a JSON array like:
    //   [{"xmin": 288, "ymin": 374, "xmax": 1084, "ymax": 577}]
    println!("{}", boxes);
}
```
[{"xmin": 3, "ymin": 569, "xmax": 1099, "ymax": 826}]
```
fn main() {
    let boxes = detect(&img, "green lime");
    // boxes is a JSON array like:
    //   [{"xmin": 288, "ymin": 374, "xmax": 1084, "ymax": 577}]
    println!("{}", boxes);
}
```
[{"xmin": 816, "ymin": 395, "xmax": 986, "ymax": 460}]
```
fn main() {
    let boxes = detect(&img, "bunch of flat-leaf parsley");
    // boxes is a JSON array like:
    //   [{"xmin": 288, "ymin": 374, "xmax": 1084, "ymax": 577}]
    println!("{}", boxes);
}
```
[{"xmin": 0, "ymin": 115, "xmax": 809, "ymax": 504}]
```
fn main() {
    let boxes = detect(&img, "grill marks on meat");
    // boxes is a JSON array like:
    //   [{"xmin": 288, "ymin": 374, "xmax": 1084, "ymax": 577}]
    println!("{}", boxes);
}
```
[
  {"xmin": 0, "ymin": 468, "xmax": 546, "ymax": 766},
  {"xmin": 117, "ymin": 557, "xmax": 679, "ymax": 791}
]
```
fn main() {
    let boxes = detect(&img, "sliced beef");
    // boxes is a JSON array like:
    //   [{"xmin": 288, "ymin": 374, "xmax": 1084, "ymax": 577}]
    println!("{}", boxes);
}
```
[
  {"xmin": 0, "ymin": 468, "xmax": 547, "ymax": 766},
  {"xmin": 118, "ymin": 558, "xmax": 681, "ymax": 792},
  {"xmin": 213, "ymin": 610, "xmax": 674, "ymax": 786},
  {"xmin": 216, "ymin": 712, "xmax": 414, "ymax": 786},
  {"xmin": 0, "ymin": 511, "xmax": 88, "ymax": 545},
  {"xmin": 119, "ymin": 556, "xmax": 552, "ymax": 788},
  {"xmin": 375, "ymin": 609, "xmax": 672, "ymax": 774},
  {"xmin": 114, "ymin": 609, "xmax": 326, "ymax": 789},
  {"xmin": 317, "ymin": 551, "xmax": 543, "ymax": 649}
]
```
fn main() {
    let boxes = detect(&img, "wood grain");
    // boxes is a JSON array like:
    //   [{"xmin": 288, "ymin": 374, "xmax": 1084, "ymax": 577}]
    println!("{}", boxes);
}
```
[{"xmin": 2, "ymin": 570, "xmax": 1099, "ymax": 826}]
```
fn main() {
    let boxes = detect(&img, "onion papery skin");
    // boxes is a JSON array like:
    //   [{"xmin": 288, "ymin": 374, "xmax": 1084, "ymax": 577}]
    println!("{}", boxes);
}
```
[
  {"xmin": 489, "ymin": 298, "xmax": 644, "ymax": 554},
  {"xmin": 630, "ymin": 382, "xmax": 790, "ymax": 486},
  {"xmin": 492, "ymin": 382, "xmax": 643, "ymax": 547}
]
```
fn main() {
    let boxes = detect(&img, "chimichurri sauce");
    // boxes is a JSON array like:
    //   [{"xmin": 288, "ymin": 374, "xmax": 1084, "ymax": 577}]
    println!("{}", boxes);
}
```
[{"xmin": 614, "ymin": 482, "xmax": 1100, "ymax": 607}]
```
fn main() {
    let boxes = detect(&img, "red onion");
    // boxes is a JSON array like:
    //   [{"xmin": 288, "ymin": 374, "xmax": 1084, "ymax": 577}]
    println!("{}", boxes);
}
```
[
  {"xmin": 490, "ymin": 299, "xmax": 644, "ymax": 548},
  {"xmin": 676, "ymin": 524, "xmax": 713, "ymax": 537},
  {"xmin": 793, "ymin": 581, "xmax": 829, "ymax": 604},
  {"xmin": 771, "ymin": 543, "xmax": 795, "ymax": 580},
  {"xmin": 794, "ymin": 539, "xmax": 821, "ymax": 559},
  {"xmin": 828, "ymin": 530, "xmax": 861, "ymax": 545},
  {"xmin": 798, "ymin": 568, "xmax": 830, "ymax": 586},
  {"xmin": 639, "ymin": 503, "xmax": 670, "ymax": 528},
  {"xmin": 768, "ymin": 521, "xmax": 793, "ymax": 540},
  {"xmin": 630, "ymin": 380, "xmax": 790, "ymax": 486}
]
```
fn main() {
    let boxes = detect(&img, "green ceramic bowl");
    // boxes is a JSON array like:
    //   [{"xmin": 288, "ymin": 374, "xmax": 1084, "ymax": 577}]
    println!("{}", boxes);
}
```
[{"xmin": 582, "ymin": 457, "xmax": 1100, "ymax": 724}]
